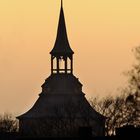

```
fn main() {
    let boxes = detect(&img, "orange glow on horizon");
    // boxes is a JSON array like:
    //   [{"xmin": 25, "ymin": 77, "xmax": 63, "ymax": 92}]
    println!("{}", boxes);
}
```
[{"xmin": 0, "ymin": 0, "xmax": 140, "ymax": 114}]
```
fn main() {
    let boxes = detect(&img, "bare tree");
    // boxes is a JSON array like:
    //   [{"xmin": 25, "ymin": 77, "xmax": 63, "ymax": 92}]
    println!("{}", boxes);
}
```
[
  {"xmin": 122, "ymin": 46, "xmax": 140, "ymax": 127},
  {"xmin": 87, "ymin": 46, "xmax": 140, "ymax": 136},
  {"xmin": 89, "ymin": 92, "xmax": 139, "ymax": 136},
  {"xmin": 0, "ymin": 113, "xmax": 18, "ymax": 133}
]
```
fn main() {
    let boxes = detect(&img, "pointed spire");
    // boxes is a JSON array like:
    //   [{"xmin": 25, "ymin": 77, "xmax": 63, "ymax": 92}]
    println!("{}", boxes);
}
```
[
  {"xmin": 61, "ymin": 0, "xmax": 63, "ymax": 8},
  {"xmin": 50, "ymin": 0, "xmax": 74, "ymax": 56}
]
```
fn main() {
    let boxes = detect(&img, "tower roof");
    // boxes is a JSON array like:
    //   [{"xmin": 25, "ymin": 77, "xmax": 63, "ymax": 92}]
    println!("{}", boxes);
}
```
[
  {"xmin": 50, "ymin": 1, "xmax": 74, "ymax": 56},
  {"xmin": 17, "ymin": 74, "xmax": 105, "ymax": 121}
]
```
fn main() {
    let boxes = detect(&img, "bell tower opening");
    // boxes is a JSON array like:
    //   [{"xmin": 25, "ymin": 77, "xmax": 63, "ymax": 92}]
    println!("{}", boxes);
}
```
[{"xmin": 51, "ymin": 55, "xmax": 73, "ymax": 74}]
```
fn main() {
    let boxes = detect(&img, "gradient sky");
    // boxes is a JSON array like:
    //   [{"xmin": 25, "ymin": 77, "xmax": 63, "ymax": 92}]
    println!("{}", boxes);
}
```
[{"xmin": 0, "ymin": 0, "xmax": 140, "ymax": 115}]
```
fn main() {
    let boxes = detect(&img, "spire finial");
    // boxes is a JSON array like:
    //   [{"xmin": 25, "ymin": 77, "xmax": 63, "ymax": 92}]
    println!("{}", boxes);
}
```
[{"xmin": 61, "ymin": 0, "xmax": 63, "ymax": 8}]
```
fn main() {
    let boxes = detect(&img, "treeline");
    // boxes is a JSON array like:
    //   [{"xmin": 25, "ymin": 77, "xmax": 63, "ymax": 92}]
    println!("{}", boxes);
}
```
[
  {"xmin": 0, "ymin": 92, "xmax": 139, "ymax": 136},
  {"xmin": 89, "ymin": 93, "xmax": 139, "ymax": 136}
]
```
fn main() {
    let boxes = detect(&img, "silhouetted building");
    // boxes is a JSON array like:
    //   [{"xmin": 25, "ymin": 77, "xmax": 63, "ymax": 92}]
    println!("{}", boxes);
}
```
[{"xmin": 17, "ymin": 1, "xmax": 105, "ymax": 137}]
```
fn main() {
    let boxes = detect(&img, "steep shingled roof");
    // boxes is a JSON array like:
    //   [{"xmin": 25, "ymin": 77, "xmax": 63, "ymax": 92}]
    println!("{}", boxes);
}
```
[{"xmin": 17, "ymin": 74, "xmax": 105, "ymax": 122}]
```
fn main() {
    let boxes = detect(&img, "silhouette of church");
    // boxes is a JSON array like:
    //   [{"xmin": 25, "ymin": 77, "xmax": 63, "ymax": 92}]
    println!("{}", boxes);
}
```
[{"xmin": 17, "ymin": 1, "xmax": 105, "ymax": 137}]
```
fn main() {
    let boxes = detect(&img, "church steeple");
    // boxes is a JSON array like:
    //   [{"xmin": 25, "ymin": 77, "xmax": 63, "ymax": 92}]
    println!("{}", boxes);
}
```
[
  {"xmin": 17, "ymin": 1, "xmax": 106, "ymax": 137},
  {"xmin": 50, "ymin": 1, "xmax": 74, "ymax": 74}
]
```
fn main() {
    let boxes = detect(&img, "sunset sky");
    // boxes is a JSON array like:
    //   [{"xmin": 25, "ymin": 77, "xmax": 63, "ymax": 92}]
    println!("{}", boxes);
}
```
[{"xmin": 0, "ymin": 0, "xmax": 140, "ymax": 115}]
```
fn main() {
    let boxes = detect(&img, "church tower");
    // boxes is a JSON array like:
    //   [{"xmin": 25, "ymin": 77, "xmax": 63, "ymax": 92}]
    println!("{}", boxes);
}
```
[
  {"xmin": 50, "ymin": 0, "xmax": 74, "ymax": 75},
  {"xmin": 17, "ymin": 1, "xmax": 105, "ymax": 137}
]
